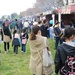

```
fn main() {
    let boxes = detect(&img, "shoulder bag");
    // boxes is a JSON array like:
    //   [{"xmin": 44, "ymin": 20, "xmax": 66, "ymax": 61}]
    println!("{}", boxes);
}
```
[{"xmin": 43, "ymin": 37, "xmax": 53, "ymax": 67}]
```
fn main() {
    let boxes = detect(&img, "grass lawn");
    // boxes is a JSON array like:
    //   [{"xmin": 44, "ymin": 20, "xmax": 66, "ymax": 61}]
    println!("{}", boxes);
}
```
[{"xmin": 0, "ymin": 39, "xmax": 56, "ymax": 75}]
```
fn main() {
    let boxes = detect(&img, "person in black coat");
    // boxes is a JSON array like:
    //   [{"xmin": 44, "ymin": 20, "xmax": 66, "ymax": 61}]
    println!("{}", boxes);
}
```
[
  {"xmin": 54, "ymin": 27, "xmax": 75, "ymax": 75},
  {"xmin": 3, "ymin": 22, "xmax": 12, "ymax": 53},
  {"xmin": 40, "ymin": 20, "xmax": 48, "ymax": 37},
  {"xmin": 53, "ymin": 21, "xmax": 63, "ymax": 49}
]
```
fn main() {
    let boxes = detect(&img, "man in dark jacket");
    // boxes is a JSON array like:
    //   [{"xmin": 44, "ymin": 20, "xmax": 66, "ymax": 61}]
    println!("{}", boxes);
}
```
[
  {"xmin": 40, "ymin": 20, "xmax": 48, "ymax": 37},
  {"xmin": 53, "ymin": 21, "xmax": 63, "ymax": 49}
]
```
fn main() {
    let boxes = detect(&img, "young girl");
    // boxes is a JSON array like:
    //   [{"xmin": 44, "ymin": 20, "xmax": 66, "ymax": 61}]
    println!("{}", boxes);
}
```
[
  {"xmin": 12, "ymin": 30, "xmax": 20, "ymax": 54},
  {"xmin": 20, "ymin": 28, "xmax": 28, "ymax": 53}
]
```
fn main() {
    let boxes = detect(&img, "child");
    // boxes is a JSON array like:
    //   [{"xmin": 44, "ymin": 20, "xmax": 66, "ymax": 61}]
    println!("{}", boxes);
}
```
[
  {"xmin": 12, "ymin": 30, "xmax": 20, "ymax": 54},
  {"xmin": 20, "ymin": 28, "xmax": 28, "ymax": 53}
]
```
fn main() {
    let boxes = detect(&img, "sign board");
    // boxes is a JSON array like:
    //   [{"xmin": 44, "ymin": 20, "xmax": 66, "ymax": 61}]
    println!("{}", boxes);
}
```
[{"xmin": 62, "ymin": 6, "xmax": 71, "ymax": 14}]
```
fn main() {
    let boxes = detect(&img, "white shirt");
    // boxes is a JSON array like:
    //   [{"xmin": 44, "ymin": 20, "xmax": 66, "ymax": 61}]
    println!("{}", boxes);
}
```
[
  {"xmin": 24, "ymin": 22, "xmax": 29, "ymax": 27},
  {"xmin": 12, "ymin": 33, "xmax": 19, "ymax": 39}
]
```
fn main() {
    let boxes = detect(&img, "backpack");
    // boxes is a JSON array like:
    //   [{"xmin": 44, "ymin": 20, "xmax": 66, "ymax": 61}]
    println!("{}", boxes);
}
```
[
  {"xmin": 22, "ymin": 38, "xmax": 26, "ymax": 44},
  {"xmin": 61, "ymin": 55, "xmax": 75, "ymax": 75},
  {"xmin": 21, "ymin": 33, "xmax": 27, "ymax": 44}
]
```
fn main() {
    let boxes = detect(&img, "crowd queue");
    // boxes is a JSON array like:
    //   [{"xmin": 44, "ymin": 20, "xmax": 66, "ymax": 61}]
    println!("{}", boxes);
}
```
[{"xmin": 0, "ymin": 18, "xmax": 75, "ymax": 75}]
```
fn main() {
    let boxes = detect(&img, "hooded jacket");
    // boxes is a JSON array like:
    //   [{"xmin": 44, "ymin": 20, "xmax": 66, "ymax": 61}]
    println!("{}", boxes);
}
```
[{"xmin": 54, "ymin": 42, "xmax": 75, "ymax": 74}]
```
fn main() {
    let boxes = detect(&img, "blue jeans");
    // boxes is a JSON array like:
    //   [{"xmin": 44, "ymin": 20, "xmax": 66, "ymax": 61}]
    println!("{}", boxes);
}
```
[
  {"xmin": 55, "ymin": 37, "xmax": 63, "ymax": 49},
  {"xmin": 22, "ymin": 44, "xmax": 26, "ymax": 52}
]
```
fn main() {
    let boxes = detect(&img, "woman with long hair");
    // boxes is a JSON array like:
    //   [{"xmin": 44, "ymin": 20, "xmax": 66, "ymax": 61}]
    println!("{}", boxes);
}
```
[
  {"xmin": 28, "ymin": 25, "xmax": 53, "ymax": 75},
  {"xmin": 3, "ymin": 22, "xmax": 11, "ymax": 54}
]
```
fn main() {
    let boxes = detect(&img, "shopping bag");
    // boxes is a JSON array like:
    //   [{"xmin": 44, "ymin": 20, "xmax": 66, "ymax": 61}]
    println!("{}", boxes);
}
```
[
  {"xmin": 43, "ymin": 37, "xmax": 53, "ymax": 67},
  {"xmin": 43, "ymin": 48, "xmax": 53, "ymax": 67}
]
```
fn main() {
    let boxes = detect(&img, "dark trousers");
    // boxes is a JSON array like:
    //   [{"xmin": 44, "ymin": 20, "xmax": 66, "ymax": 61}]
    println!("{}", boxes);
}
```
[
  {"xmin": 25, "ymin": 27, "xmax": 28, "ymax": 33},
  {"xmin": 14, "ymin": 45, "xmax": 18, "ymax": 54},
  {"xmin": 22, "ymin": 44, "xmax": 26, "ymax": 52},
  {"xmin": 55, "ymin": 37, "xmax": 63, "ymax": 49},
  {"xmin": 4, "ymin": 42, "xmax": 9, "ymax": 51}
]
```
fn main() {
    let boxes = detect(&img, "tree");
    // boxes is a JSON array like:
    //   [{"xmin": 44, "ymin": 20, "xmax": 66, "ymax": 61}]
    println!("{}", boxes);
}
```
[
  {"xmin": 20, "ymin": 0, "xmax": 64, "ymax": 17},
  {"xmin": 1, "ymin": 16, "xmax": 5, "ymax": 20},
  {"xmin": 11, "ymin": 13, "xmax": 20, "ymax": 20},
  {"xmin": 34, "ymin": 0, "xmax": 64, "ymax": 12}
]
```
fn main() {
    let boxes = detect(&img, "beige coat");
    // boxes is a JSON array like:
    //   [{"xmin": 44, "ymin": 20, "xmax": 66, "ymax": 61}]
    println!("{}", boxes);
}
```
[{"xmin": 28, "ymin": 36, "xmax": 53, "ymax": 75}]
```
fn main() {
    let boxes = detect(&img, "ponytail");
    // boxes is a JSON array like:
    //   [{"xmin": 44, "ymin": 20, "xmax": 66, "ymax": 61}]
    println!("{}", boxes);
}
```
[
  {"xmin": 30, "ymin": 32, "xmax": 36, "ymax": 40},
  {"xmin": 30, "ymin": 25, "xmax": 40, "ymax": 40}
]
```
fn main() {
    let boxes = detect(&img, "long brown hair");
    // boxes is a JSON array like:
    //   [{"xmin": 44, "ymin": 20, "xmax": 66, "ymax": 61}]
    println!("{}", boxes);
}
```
[{"xmin": 30, "ymin": 25, "xmax": 40, "ymax": 40}]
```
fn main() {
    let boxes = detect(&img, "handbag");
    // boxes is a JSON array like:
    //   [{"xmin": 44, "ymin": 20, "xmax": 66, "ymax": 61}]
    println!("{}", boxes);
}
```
[
  {"xmin": 43, "ymin": 37, "xmax": 53, "ymax": 67},
  {"xmin": 3, "ymin": 35, "xmax": 11, "ymax": 42}
]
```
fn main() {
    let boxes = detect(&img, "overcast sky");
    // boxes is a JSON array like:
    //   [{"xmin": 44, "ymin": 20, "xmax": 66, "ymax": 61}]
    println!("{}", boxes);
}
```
[{"xmin": 0, "ymin": 0, "xmax": 36, "ymax": 17}]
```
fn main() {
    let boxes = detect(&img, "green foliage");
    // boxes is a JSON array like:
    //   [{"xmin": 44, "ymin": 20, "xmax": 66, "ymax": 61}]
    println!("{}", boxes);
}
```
[
  {"xmin": 0, "ymin": 39, "xmax": 56, "ymax": 75},
  {"xmin": 1, "ymin": 16, "xmax": 5, "ymax": 20},
  {"xmin": 11, "ymin": 13, "xmax": 20, "ymax": 20}
]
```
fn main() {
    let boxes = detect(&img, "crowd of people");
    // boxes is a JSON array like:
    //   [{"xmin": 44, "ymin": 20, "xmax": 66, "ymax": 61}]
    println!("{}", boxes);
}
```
[
  {"xmin": 0, "ymin": 19, "xmax": 51, "ymax": 54},
  {"xmin": 1, "ymin": 18, "xmax": 75, "ymax": 75},
  {"xmin": 0, "ymin": 19, "xmax": 29, "ymax": 54}
]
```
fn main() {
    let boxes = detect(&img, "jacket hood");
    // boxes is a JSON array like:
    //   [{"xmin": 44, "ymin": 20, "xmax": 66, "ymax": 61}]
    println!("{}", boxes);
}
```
[{"xmin": 62, "ymin": 42, "xmax": 75, "ymax": 56}]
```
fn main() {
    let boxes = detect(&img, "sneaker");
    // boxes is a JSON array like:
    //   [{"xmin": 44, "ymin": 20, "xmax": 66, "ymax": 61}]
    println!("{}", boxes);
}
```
[
  {"xmin": 21, "ymin": 51, "xmax": 23, "ymax": 53},
  {"xmin": 7, "ymin": 50, "xmax": 9, "ymax": 53},
  {"xmin": 5, "ymin": 51, "xmax": 7, "ymax": 54}
]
